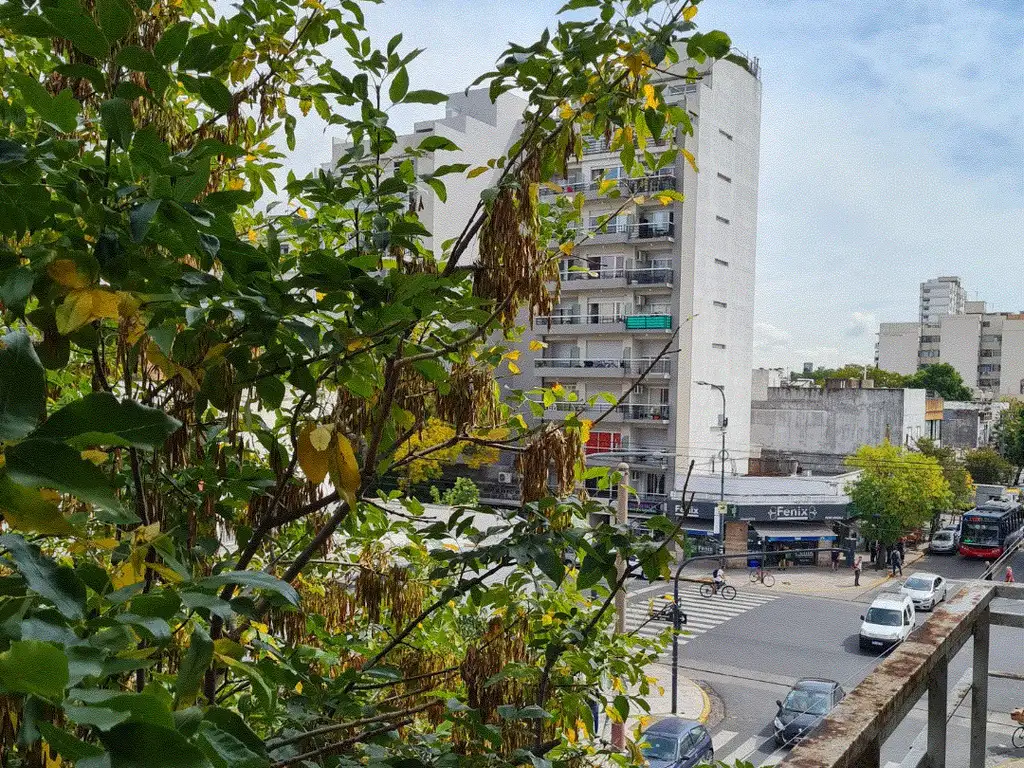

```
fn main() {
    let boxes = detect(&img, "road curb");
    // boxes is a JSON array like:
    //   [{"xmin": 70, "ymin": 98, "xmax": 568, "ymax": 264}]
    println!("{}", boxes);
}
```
[{"xmin": 697, "ymin": 680, "xmax": 711, "ymax": 723}]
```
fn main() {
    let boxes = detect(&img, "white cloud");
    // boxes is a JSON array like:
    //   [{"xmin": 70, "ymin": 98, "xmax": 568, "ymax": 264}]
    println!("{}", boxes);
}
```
[{"xmin": 845, "ymin": 311, "xmax": 877, "ymax": 339}]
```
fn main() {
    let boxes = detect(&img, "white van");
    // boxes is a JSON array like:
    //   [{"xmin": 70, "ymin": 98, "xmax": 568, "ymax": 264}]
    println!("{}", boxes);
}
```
[{"xmin": 859, "ymin": 594, "xmax": 915, "ymax": 652}]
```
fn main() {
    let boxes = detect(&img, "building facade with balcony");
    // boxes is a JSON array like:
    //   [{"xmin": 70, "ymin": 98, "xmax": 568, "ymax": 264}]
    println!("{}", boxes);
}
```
[{"xmin": 517, "ymin": 57, "xmax": 763, "ymax": 527}]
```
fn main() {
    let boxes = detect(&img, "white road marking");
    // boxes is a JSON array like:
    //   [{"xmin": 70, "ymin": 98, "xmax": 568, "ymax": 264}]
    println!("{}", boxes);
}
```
[
  {"xmin": 711, "ymin": 729, "xmax": 738, "ymax": 752},
  {"xmin": 720, "ymin": 736, "xmax": 761, "ymax": 765}
]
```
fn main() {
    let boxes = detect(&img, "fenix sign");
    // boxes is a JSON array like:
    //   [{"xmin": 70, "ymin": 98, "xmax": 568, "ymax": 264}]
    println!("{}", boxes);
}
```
[{"xmin": 767, "ymin": 506, "xmax": 818, "ymax": 521}]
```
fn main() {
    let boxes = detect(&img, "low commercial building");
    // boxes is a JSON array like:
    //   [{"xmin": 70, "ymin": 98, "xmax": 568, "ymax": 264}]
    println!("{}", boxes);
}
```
[
  {"xmin": 750, "ymin": 381, "xmax": 943, "ymax": 475},
  {"xmin": 941, "ymin": 400, "xmax": 1008, "ymax": 450},
  {"xmin": 670, "ymin": 473, "xmax": 855, "ymax": 565}
]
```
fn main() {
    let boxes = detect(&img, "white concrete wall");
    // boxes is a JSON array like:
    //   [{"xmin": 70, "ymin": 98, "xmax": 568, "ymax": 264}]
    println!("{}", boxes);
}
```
[
  {"xmin": 938, "ymin": 314, "xmax": 982, "ymax": 389},
  {"xmin": 877, "ymin": 322, "xmax": 921, "ymax": 375},
  {"xmin": 999, "ymin": 318, "xmax": 1024, "ymax": 398}
]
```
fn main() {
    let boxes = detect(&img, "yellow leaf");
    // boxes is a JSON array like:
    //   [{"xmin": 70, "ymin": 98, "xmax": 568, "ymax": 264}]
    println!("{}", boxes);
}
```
[
  {"xmin": 529, "ymin": 340, "xmax": 547, "ymax": 351},
  {"xmin": 682, "ymin": 148, "xmax": 698, "ymax": 172},
  {"xmin": 565, "ymin": 727, "xmax": 577, "ymax": 744},
  {"xmin": 213, "ymin": 638, "xmax": 245, "ymax": 660},
  {"xmin": 146, "ymin": 562, "xmax": 184, "ymax": 584},
  {"xmin": 55, "ymin": 291, "xmax": 93, "ymax": 335},
  {"xmin": 89, "ymin": 290, "xmax": 121, "ymax": 320},
  {"xmin": 117, "ymin": 292, "xmax": 141, "ymax": 318},
  {"xmin": 297, "ymin": 424, "xmax": 329, "ymax": 485},
  {"xmin": 508, "ymin": 362, "xmax": 520, "ymax": 375},
  {"xmin": 643, "ymin": 83, "xmax": 658, "ymax": 110},
  {"xmin": 134, "ymin": 522, "xmax": 162, "ymax": 544},
  {"xmin": 111, "ymin": 560, "xmax": 146, "ymax": 590},
  {"xmin": 467, "ymin": 166, "xmax": 489, "ymax": 179},
  {"xmin": 559, "ymin": 103, "xmax": 574, "ymax": 120},
  {"xmin": 328, "ymin": 433, "xmax": 361, "ymax": 502},
  {"xmin": 551, "ymin": 382, "xmax": 564, "ymax": 394},
  {"xmin": 309, "ymin": 425, "xmax": 333, "ymax": 452},
  {"xmin": 580, "ymin": 418, "xmax": 592, "ymax": 443},
  {"xmin": 505, "ymin": 349, "xmax": 521, "ymax": 361},
  {"xmin": 683, "ymin": 4, "xmax": 698, "ymax": 20},
  {"xmin": 656, "ymin": 192, "xmax": 675, "ymax": 205},
  {"xmin": 598, "ymin": 178, "xmax": 617, "ymax": 195},
  {"xmin": 47, "ymin": 259, "xmax": 89, "ymax": 289},
  {"xmin": 247, "ymin": 229, "xmax": 257, "ymax": 243},
  {"xmin": 623, "ymin": 52, "xmax": 650, "ymax": 77},
  {"xmin": 294, "ymin": 681, "xmax": 303, "ymax": 694},
  {"xmin": 612, "ymin": 676, "xmax": 624, "ymax": 693},
  {"xmin": 90, "ymin": 537, "xmax": 119, "ymax": 550},
  {"xmin": 296, "ymin": 207, "xmax": 308, "ymax": 219},
  {"xmin": 513, "ymin": 414, "xmax": 528, "ymax": 431},
  {"xmin": 559, "ymin": 241, "xmax": 575, "ymax": 256},
  {"xmin": 442, "ymin": 542, "xmax": 459, "ymax": 552},
  {"xmin": 80, "ymin": 449, "xmax": 108, "ymax": 465},
  {"xmin": 542, "ymin": 181, "xmax": 563, "ymax": 193}
]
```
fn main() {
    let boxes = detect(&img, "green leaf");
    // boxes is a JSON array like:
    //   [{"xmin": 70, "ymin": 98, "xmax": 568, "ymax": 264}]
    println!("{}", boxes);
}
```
[
  {"xmin": 0, "ymin": 474, "xmax": 75, "ymax": 535},
  {"xmin": 197, "ymin": 570, "xmax": 299, "ymax": 606},
  {"xmin": 418, "ymin": 135, "xmax": 459, "ymax": 152},
  {"xmin": 37, "ymin": 722, "xmax": 105, "ymax": 760},
  {"xmin": 404, "ymin": 89, "xmax": 448, "ymax": 105},
  {"xmin": 0, "ymin": 331, "xmax": 46, "ymax": 441},
  {"xmin": 198, "ymin": 722, "xmax": 269, "ymax": 768},
  {"xmin": 254, "ymin": 376, "xmax": 285, "ymax": 409},
  {"xmin": 116, "ymin": 613, "xmax": 172, "ymax": 643},
  {"xmin": 116, "ymin": 45, "xmax": 163, "ymax": 73},
  {"xmin": 130, "ymin": 200, "xmax": 161, "ymax": 242},
  {"xmin": 64, "ymin": 703, "xmax": 132, "ymax": 731},
  {"xmin": 5, "ymin": 440, "xmax": 129, "ymax": 520},
  {"xmin": 154, "ymin": 21, "xmax": 191, "ymax": 64},
  {"xmin": 42, "ymin": 4, "xmax": 109, "ymax": 58},
  {"xmin": 576, "ymin": 552, "xmax": 606, "ymax": 590},
  {"xmin": 198, "ymin": 77, "xmax": 233, "ymax": 112},
  {"xmin": 0, "ymin": 534, "xmax": 87, "ymax": 618},
  {"xmin": 31, "ymin": 392, "xmax": 182, "ymax": 450},
  {"xmin": 534, "ymin": 547, "xmax": 564, "ymax": 586},
  {"xmin": 388, "ymin": 67, "xmax": 409, "ymax": 103},
  {"xmin": 96, "ymin": 0, "xmax": 133, "ymax": 41},
  {"xmin": 100, "ymin": 98, "xmax": 135, "ymax": 150},
  {"xmin": 174, "ymin": 625, "xmax": 213, "ymax": 708},
  {"xmin": 100, "ymin": 722, "xmax": 210, "ymax": 768},
  {"xmin": 0, "ymin": 640, "xmax": 69, "ymax": 698},
  {"xmin": 203, "ymin": 708, "xmax": 267, "ymax": 759}
]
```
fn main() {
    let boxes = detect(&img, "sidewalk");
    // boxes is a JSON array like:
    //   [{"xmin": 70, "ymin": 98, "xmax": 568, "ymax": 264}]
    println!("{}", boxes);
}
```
[
  {"xmin": 619, "ymin": 660, "xmax": 711, "ymax": 737},
  {"xmin": 706, "ymin": 549, "xmax": 928, "ymax": 601}
]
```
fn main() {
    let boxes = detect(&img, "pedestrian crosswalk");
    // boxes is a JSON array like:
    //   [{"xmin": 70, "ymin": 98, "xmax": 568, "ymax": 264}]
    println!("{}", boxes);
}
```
[
  {"xmin": 709, "ymin": 729, "xmax": 781, "ymax": 767},
  {"xmin": 625, "ymin": 583, "xmax": 780, "ymax": 647}
]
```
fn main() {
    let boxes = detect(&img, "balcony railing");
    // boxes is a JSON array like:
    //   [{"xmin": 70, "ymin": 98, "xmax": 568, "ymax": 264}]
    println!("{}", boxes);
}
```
[
  {"xmin": 540, "ymin": 174, "xmax": 678, "ymax": 198},
  {"xmin": 566, "ymin": 220, "xmax": 675, "ymax": 241},
  {"xmin": 536, "ymin": 313, "xmax": 674, "ymax": 331},
  {"xmin": 537, "ymin": 314, "xmax": 623, "ymax": 327},
  {"xmin": 618, "ymin": 403, "xmax": 670, "ymax": 421},
  {"xmin": 560, "ymin": 266, "xmax": 626, "ymax": 282},
  {"xmin": 535, "ymin": 357, "xmax": 671, "ymax": 374},
  {"xmin": 582, "ymin": 137, "xmax": 670, "ymax": 155},
  {"xmin": 627, "ymin": 267, "xmax": 673, "ymax": 285},
  {"xmin": 624, "ymin": 314, "xmax": 672, "ymax": 330}
]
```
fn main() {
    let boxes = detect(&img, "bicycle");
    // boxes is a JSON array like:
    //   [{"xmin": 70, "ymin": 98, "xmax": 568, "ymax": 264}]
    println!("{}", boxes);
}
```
[
  {"xmin": 699, "ymin": 581, "xmax": 736, "ymax": 600},
  {"xmin": 1014, "ymin": 725, "xmax": 1024, "ymax": 749},
  {"xmin": 749, "ymin": 567, "xmax": 775, "ymax": 587}
]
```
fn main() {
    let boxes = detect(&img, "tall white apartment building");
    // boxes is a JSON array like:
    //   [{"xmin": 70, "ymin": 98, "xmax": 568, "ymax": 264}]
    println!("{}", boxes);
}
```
[
  {"xmin": 328, "ymin": 57, "xmax": 763, "ymax": 523},
  {"xmin": 919, "ymin": 276, "xmax": 967, "ymax": 326},
  {"xmin": 516, "ymin": 57, "xmax": 763, "ymax": 521}
]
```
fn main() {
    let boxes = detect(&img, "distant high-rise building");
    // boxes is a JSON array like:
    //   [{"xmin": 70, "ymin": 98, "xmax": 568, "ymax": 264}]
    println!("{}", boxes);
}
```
[{"xmin": 919, "ymin": 276, "xmax": 967, "ymax": 326}]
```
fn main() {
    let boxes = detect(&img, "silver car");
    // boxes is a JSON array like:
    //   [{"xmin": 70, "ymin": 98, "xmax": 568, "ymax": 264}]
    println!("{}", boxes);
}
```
[
  {"xmin": 929, "ymin": 530, "xmax": 957, "ymax": 554},
  {"xmin": 900, "ymin": 573, "xmax": 948, "ymax": 611}
]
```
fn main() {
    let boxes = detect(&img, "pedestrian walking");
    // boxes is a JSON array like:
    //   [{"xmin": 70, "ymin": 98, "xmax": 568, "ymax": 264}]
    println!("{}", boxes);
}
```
[
  {"xmin": 1006, "ymin": 566, "xmax": 1016, "ymax": 583},
  {"xmin": 854, "ymin": 555, "xmax": 863, "ymax": 587},
  {"xmin": 897, "ymin": 538, "xmax": 906, "ymax": 560},
  {"xmin": 890, "ymin": 548, "xmax": 903, "ymax": 577},
  {"xmin": 984, "ymin": 561, "xmax": 994, "ymax": 581},
  {"xmin": 869, "ymin": 540, "xmax": 877, "ymax": 564},
  {"xmin": 830, "ymin": 549, "xmax": 840, "ymax": 572}
]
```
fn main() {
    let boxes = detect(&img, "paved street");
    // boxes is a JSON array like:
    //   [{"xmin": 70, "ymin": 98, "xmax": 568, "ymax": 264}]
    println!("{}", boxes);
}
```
[{"xmin": 627, "ymin": 551, "xmax": 1024, "ymax": 767}]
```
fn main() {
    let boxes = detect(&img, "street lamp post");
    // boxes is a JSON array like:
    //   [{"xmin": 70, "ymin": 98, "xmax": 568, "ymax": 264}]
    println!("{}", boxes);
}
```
[{"xmin": 695, "ymin": 381, "xmax": 727, "ymax": 552}]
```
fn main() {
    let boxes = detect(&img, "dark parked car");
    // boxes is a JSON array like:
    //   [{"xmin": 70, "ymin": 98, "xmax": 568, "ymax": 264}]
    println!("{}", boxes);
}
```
[
  {"xmin": 773, "ymin": 678, "xmax": 845, "ymax": 746},
  {"xmin": 638, "ymin": 717, "xmax": 714, "ymax": 767}
]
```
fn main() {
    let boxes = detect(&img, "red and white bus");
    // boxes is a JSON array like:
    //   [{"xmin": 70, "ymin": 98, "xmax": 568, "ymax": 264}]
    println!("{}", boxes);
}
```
[{"xmin": 958, "ymin": 499, "xmax": 1024, "ymax": 559}]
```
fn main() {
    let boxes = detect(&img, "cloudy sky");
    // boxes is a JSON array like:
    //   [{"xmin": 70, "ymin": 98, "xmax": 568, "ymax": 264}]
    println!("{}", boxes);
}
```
[{"xmin": 287, "ymin": 0, "xmax": 1024, "ymax": 372}]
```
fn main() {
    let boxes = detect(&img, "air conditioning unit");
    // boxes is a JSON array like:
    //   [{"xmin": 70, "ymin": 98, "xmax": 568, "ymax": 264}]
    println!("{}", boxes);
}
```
[{"xmin": 497, "ymin": 471, "xmax": 515, "ymax": 484}]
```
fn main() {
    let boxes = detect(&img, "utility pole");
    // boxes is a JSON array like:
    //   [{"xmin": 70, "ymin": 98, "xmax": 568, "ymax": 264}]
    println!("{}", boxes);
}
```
[
  {"xmin": 611, "ymin": 461, "xmax": 628, "ymax": 750},
  {"xmin": 696, "ymin": 381, "xmax": 727, "ymax": 555}
]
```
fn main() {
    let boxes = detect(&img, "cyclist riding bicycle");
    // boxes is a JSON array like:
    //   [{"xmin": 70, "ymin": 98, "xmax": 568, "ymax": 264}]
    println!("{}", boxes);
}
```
[{"xmin": 712, "ymin": 567, "xmax": 725, "ymax": 594}]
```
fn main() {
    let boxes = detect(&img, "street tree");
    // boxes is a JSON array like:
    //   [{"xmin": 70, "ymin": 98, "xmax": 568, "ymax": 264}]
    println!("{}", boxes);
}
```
[
  {"xmin": 905, "ymin": 363, "xmax": 974, "ymax": 401},
  {"xmin": 996, "ymin": 401, "xmax": 1024, "ymax": 484},
  {"xmin": 964, "ymin": 447, "xmax": 1014, "ymax": 486},
  {"xmin": 791, "ymin": 364, "xmax": 909, "ymax": 388},
  {"xmin": 916, "ymin": 438, "xmax": 974, "ymax": 527},
  {"xmin": 847, "ymin": 442, "xmax": 953, "ymax": 560},
  {"xmin": 0, "ymin": 0, "xmax": 743, "ymax": 766}
]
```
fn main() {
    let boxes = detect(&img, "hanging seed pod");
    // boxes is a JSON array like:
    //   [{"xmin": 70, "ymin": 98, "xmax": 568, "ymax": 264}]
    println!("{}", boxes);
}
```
[
  {"xmin": 475, "ymin": 154, "xmax": 559, "ymax": 330},
  {"xmin": 516, "ymin": 424, "xmax": 584, "ymax": 505},
  {"xmin": 436, "ymin": 363, "xmax": 500, "ymax": 432}
]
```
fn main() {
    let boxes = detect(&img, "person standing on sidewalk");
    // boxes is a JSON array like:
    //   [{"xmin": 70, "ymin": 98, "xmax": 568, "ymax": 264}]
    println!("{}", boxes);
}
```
[
  {"xmin": 830, "ymin": 549, "xmax": 840, "ymax": 572},
  {"xmin": 854, "ymin": 555, "xmax": 863, "ymax": 587},
  {"xmin": 890, "ymin": 548, "xmax": 903, "ymax": 577},
  {"xmin": 1006, "ymin": 566, "xmax": 1016, "ymax": 583}
]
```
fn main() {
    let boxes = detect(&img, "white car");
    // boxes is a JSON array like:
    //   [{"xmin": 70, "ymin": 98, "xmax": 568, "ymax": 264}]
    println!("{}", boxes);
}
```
[
  {"xmin": 859, "ymin": 594, "xmax": 916, "ymax": 652},
  {"xmin": 929, "ymin": 530, "xmax": 957, "ymax": 554},
  {"xmin": 900, "ymin": 572, "xmax": 948, "ymax": 611}
]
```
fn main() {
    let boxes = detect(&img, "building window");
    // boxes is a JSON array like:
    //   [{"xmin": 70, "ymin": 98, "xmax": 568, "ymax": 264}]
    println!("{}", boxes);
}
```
[
  {"xmin": 719, "ymin": 129, "xmax": 733, "ymax": 140},
  {"xmin": 920, "ymin": 350, "xmax": 940, "ymax": 359},
  {"xmin": 713, "ymin": 300, "xmax": 727, "ymax": 308},
  {"xmin": 982, "ymin": 321, "xmax": 991, "ymax": 327},
  {"xmin": 585, "ymin": 431, "xmax": 622, "ymax": 455},
  {"xmin": 980, "ymin": 350, "xmax": 999, "ymax": 358},
  {"xmin": 981, "ymin": 334, "xmax": 1000, "ymax": 343},
  {"xmin": 921, "ymin": 335, "xmax": 940, "ymax": 343},
  {"xmin": 714, "ymin": 258, "xmax": 729, "ymax": 266},
  {"xmin": 712, "ymin": 343, "xmax": 726, "ymax": 349},
  {"xmin": 717, "ymin": 172, "xmax": 732, "ymax": 182},
  {"xmin": 715, "ymin": 215, "xmax": 730, "ymax": 224}
]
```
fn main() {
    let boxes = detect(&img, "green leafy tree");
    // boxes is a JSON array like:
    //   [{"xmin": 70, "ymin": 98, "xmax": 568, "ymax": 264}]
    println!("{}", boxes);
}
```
[
  {"xmin": 996, "ymin": 402, "xmax": 1024, "ymax": 485},
  {"xmin": 847, "ymin": 442, "xmax": 953, "ymax": 557},
  {"xmin": 0, "ymin": 0, "xmax": 744, "ymax": 766},
  {"xmin": 905, "ymin": 363, "xmax": 974, "ymax": 401},
  {"xmin": 792, "ymin": 364, "xmax": 909, "ymax": 388},
  {"xmin": 915, "ymin": 438, "xmax": 974, "ymax": 522},
  {"xmin": 964, "ymin": 447, "xmax": 1014, "ymax": 486}
]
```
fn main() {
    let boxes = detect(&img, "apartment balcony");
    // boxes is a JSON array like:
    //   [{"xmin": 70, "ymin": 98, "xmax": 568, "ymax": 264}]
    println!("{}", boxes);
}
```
[
  {"xmin": 626, "ymin": 267, "xmax": 674, "ymax": 286},
  {"xmin": 540, "ymin": 174, "xmax": 679, "ymax": 200},
  {"xmin": 564, "ymin": 218, "xmax": 675, "ymax": 246},
  {"xmin": 581, "ymin": 136, "xmax": 670, "ymax": 155},
  {"xmin": 558, "ymin": 266, "xmax": 627, "ymax": 291},
  {"xmin": 587, "ymin": 445, "xmax": 673, "ymax": 467},
  {"xmin": 536, "ymin": 313, "xmax": 674, "ymax": 335},
  {"xmin": 535, "ymin": 357, "xmax": 671, "ymax": 378},
  {"xmin": 618, "ymin": 403, "xmax": 670, "ymax": 423},
  {"xmin": 624, "ymin": 313, "xmax": 673, "ymax": 331}
]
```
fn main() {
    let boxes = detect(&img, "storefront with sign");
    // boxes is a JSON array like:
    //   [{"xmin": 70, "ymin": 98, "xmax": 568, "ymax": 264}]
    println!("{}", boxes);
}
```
[{"xmin": 669, "ymin": 473, "xmax": 856, "ymax": 567}]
